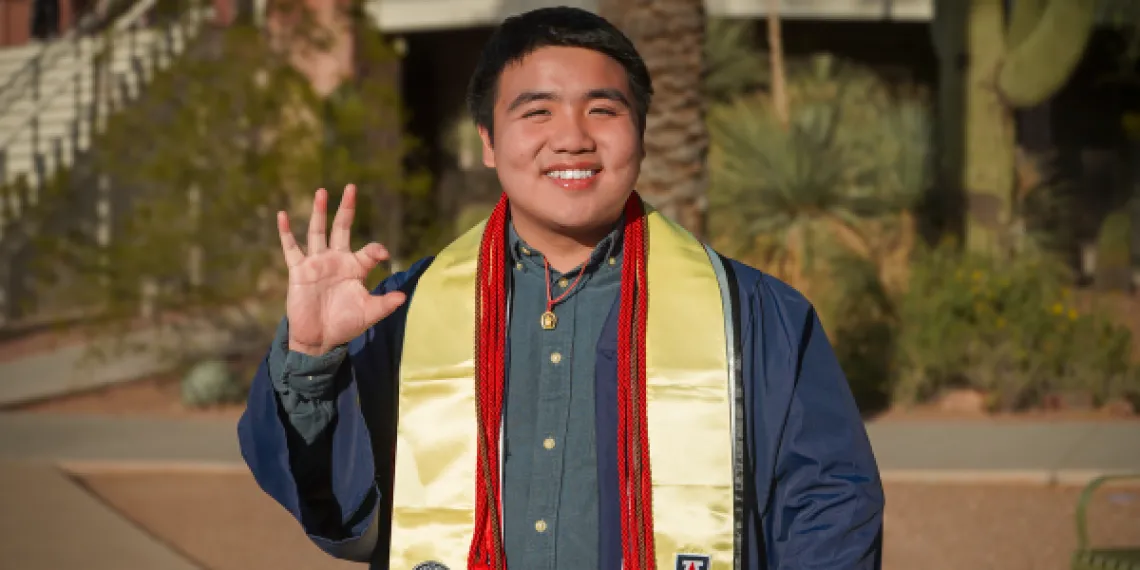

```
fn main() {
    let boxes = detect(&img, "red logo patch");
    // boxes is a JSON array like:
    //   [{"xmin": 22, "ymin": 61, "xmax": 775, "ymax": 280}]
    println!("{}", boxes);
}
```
[{"xmin": 676, "ymin": 554, "xmax": 710, "ymax": 570}]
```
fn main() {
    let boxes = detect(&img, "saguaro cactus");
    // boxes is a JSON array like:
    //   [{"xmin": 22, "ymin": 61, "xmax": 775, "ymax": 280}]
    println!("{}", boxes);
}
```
[{"xmin": 932, "ymin": 0, "xmax": 1095, "ymax": 254}]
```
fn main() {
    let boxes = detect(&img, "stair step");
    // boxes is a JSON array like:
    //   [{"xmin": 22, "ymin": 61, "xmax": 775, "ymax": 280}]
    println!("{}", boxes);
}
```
[
  {"xmin": 0, "ymin": 30, "xmax": 169, "ymax": 88},
  {"xmin": 1, "ymin": 65, "xmax": 163, "ymax": 118},
  {"xmin": 0, "ymin": 18, "xmax": 204, "ymax": 186}
]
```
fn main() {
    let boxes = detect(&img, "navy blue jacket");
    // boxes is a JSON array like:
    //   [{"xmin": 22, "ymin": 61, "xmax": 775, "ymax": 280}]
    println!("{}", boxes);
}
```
[{"xmin": 237, "ymin": 254, "xmax": 884, "ymax": 569}]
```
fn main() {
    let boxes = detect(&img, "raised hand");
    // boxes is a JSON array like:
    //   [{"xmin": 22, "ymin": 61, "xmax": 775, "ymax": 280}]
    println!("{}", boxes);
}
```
[{"xmin": 278, "ymin": 184, "xmax": 406, "ymax": 356}]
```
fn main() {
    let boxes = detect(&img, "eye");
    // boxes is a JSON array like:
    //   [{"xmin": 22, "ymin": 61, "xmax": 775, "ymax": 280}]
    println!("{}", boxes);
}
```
[
  {"xmin": 522, "ymin": 108, "xmax": 550, "ymax": 118},
  {"xmin": 590, "ymin": 107, "xmax": 619, "ymax": 116}
]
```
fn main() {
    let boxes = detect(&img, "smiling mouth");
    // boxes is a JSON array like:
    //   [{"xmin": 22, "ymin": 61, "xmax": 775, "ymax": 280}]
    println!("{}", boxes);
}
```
[
  {"xmin": 544, "ymin": 167, "xmax": 602, "ymax": 191},
  {"xmin": 545, "ymin": 168, "xmax": 601, "ymax": 180}
]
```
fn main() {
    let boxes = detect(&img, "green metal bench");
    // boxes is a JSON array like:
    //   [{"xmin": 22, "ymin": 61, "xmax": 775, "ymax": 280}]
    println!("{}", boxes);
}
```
[{"xmin": 1072, "ymin": 474, "xmax": 1140, "ymax": 570}]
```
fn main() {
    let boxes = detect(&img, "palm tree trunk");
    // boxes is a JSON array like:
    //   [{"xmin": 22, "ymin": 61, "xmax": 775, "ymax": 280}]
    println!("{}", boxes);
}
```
[
  {"xmin": 767, "ymin": 0, "xmax": 789, "ymax": 129},
  {"xmin": 598, "ymin": 0, "xmax": 709, "ymax": 239}
]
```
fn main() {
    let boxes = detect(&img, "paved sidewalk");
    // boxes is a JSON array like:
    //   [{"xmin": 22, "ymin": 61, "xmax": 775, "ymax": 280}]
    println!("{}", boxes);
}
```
[
  {"xmin": 2, "ymin": 411, "xmax": 1139, "ymax": 570},
  {"xmin": 0, "ymin": 326, "xmax": 230, "ymax": 407},
  {"xmin": 0, "ymin": 412, "xmax": 242, "ymax": 465},
  {"xmin": 1, "ymin": 411, "xmax": 1138, "ymax": 480},
  {"xmin": 866, "ymin": 420, "xmax": 1140, "ymax": 483},
  {"xmin": 0, "ymin": 461, "xmax": 199, "ymax": 570}
]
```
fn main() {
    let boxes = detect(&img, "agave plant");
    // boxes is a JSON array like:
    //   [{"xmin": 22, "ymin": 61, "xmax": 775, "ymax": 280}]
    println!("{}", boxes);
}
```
[
  {"xmin": 704, "ymin": 18, "xmax": 768, "ymax": 103},
  {"xmin": 708, "ymin": 55, "xmax": 932, "ymax": 288}
]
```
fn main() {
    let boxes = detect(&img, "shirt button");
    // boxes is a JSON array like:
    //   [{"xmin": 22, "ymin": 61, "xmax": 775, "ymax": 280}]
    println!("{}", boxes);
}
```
[
  {"xmin": 557, "ymin": 278, "xmax": 569, "ymax": 288},
  {"xmin": 515, "ymin": 262, "xmax": 523, "ymax": 270},
  {"xmin": 608, "ymin": 257, "xmax": 617, "ymax": 266},
  {"xmin": 543, "ymin": 437, "xmax": 556, "ymax": 450},
  {"xmin": 520, "ymin": 246, "xmax": 531, "ymax": 255},
  {"xmin": 535, "ymin": 519, "xmax": 547, "ymax": 533},
  {"xmin": 550, "ymin": 352, "xmax": 562, "ymax": 364}
]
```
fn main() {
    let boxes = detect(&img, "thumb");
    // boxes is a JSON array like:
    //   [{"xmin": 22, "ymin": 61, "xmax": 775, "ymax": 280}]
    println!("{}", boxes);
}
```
[
  {"xmin": 354, "ymin": 243, "xmax": 391, "ymax": 274},
  {"xmin": 362, "ymin": 290, "xmax": 407, "ymax": 326}
]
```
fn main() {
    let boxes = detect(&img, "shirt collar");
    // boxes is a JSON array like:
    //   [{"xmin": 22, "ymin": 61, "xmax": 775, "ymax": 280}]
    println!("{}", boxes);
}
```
[{"xmin": 507, "ymin": 217, "xmax": 625, "ymax": 276}]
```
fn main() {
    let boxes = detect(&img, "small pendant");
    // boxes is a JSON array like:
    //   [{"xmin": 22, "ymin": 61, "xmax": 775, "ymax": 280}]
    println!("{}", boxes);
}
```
[{"xmin": 540, "ymin": 311, "xmax": 558, "ymax": 330}]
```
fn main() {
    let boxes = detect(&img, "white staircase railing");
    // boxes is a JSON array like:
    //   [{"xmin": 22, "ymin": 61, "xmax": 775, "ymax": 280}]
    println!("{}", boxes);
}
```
[
  {"xmin": 0, "ymin": 1, "xmax": 211, "ymax": 329},
  {"xmin": 0, "ymin": 0, "xmax": 208, "ymax": 192}
]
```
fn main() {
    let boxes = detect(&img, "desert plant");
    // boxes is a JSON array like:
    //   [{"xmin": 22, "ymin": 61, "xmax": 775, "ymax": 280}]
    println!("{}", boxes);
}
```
[
  {"xmin": 816, "ymin": 251, "xmax": 898, "ymax": 414},
  {"xmin": 893, "ymin": 240, "xmax": 1139, "ymax": 410},
  {"xmin": 707, "ymin": 55, "xmax": 931, "ymax": 292},
  {"xmin": 930, "ymin": 0, "xmax": 1096, "ymax": 255},
  {"xmin": 1094, "ymin": 208, "xmax": 1133, "ymax": 290},
  {"xmin": 703, "ymin": 18, "xmax": 767, "ymax": 103},
  {"xmin": 181, "ymin": 359, "xmax": 244, "ymax": 408}
]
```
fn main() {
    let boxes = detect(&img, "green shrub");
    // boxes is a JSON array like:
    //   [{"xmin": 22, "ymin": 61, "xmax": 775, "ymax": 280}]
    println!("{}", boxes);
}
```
[
  {"xmin": 181, "ymin": 359, "xmax": 244, "ymax": 408},
  {"xmin": 707, "ymin": 54, "xmax": 931, "ymax": 285},
  {"xmin": 703, "ymin": 18, "xmax": 767, "ymax": 103},
  {"xmin": 816, "ymin": 252, "xmax": 898, "ymax": 414},
  {"xmin": 1094, "ymin": 208, "xmax": 1132, "ymax": 291},
  {"xmin": 892, "ymin": 242, "xmax": 1139, "ymax": 410}
]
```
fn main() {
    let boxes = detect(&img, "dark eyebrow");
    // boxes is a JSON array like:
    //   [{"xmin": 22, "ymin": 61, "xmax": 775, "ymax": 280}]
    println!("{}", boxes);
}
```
[
  {"xmin": 585, "ymin": 88, "xmax": 631, "ymax": 108},
  {"xmin": 507, "ymin": 91, "xmax": 558, "ymax": 112},
  {"xmin": 506, "ymin": 88, "xmax": 631, "ymax": 112}
]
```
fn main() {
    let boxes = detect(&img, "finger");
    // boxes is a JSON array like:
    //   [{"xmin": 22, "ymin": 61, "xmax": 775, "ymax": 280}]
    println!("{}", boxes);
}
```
[
  {"xmin": 363, "ymin": 291, "xmax": 407, "ymax": 326},
  {"xmin": 329, "ymin": 184, "xmax": 356, "ymax": 252},
  {"xmin": 277, "ymin": 211, "xmax": 305, "ymax": 268},
  {"xmin": 353, "ymin": 242, "xmax": 390, "ymax": 272},
  {"xmin": 307, "ymin": 188, "xmax": 328, "ymax": 254}
]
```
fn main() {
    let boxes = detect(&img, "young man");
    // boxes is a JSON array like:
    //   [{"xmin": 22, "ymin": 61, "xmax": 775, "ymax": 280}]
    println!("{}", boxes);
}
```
[{"xmin": 238, "ymin": 7, "xmax": 883, "ymax": 570}]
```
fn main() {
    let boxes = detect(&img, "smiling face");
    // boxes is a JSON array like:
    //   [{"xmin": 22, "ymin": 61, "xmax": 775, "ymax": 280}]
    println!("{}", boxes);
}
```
[{"xmin": 479, "ymin": 46, "xmax": 643, "ymax": 245}]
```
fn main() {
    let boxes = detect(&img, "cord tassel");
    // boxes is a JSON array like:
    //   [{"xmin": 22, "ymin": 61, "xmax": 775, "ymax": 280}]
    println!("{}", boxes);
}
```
[{"xmin": 471, "ymin": 192, "xmax": 655, "ymax": 570}]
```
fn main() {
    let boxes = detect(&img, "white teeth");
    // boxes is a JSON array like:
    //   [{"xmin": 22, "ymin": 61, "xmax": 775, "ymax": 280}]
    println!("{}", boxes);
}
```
[{"xmin": 546, "ymin": 169, "xmax": 597, "ymax": 180}]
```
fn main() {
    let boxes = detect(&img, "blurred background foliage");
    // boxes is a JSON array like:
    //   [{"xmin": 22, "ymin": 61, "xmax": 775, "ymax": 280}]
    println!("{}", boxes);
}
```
[
  {"xmin": 11, "ymin": 1, "xmax": 433, "ymax": 404},
  {"xmin": 703, "ymin": 12, "xmax": 1140, "ymax": 415},
  {"xmin": 4, "ymin": 4, "xmax": 1138, "ymax": 413}
]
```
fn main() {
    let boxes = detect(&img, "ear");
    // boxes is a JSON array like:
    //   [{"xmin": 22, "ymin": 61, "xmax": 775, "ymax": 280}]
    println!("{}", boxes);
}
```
[{"xmin": 478, "ymin": 125, "xmax": 496, "ymax": 168}]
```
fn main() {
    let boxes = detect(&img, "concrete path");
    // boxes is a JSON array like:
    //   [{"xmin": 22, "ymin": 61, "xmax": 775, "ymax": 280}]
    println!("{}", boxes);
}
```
[
  {"xmin": 1, "ymin": 411, "xmax": 1138, "ymax": 480},
  {"xmin": 1, "ymin": 411, "xmax": 1139, "ymax": 570},
  {"xmin": 0, "ymin": 326, "xmax": 230, "ymax": 407},
  {"xmin": 0, "ymin": 461, "xmax": 199, "ymax": 570},
  {"xmin": 867, "ymin": 420, "xmax": 1140, "ymax": 484},
  {"xmin": 0, "ymin": 413, "xmax": 241, "ymax": 570},
  {"xmin": 0, "ymin": 412, "xmax": 242, "ymax": 465}
]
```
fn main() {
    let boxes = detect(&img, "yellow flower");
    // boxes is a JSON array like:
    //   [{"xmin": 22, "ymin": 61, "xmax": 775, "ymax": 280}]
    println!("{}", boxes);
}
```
[
  {"xmin": 1051, "ymin": 303, "xmax": 1064, "ymax": 315},
  {"xmin": 1068, "ymin": 308, "xmax": 1078, "ymax": 321},
  {"xmin": 971, "ymin": 270, "xmax": 983, "ymax": 282}
]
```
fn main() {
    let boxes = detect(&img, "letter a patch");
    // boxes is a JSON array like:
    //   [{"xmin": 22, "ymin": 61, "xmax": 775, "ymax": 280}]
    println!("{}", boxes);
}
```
[{"xmin": 676, "ymin": 553, "xmax": 711, "ymax": 570}]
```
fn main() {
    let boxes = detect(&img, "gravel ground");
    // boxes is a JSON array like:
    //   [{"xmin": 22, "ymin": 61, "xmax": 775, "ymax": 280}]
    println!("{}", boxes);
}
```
[{"xmin": 75, "ymin": 472, "xmax": 1140, "ymax": 570}]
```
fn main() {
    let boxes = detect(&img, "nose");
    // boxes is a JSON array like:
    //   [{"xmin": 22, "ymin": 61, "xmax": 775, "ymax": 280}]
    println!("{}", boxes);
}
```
[{"xmin": 550, "ymin": 113, "xmax": 596, "ymax": 154}]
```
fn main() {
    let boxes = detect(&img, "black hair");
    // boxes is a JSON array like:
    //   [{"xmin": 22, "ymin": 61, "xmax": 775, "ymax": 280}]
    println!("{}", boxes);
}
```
[{"xmin": 465, "ymin": 6, "xmax": 653, "ymax": 141}]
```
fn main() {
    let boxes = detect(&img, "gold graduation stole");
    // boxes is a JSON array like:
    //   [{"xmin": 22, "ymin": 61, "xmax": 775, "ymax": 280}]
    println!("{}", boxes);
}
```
[{"xmin": 388, "ymin": 207, "xmax": 736, "ymax": 569}]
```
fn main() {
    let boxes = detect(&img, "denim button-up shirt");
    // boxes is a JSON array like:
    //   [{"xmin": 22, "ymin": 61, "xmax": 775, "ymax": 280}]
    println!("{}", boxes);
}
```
[{"xmin": 268, "ymin": 220, "xmax": 624, "ymax": 570}]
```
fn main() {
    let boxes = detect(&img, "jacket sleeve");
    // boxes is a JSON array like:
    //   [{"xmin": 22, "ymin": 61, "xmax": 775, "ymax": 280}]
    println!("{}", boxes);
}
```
[
  {"xmin": 265, "ymin": 317, "xmax": 347, "ymax": 445},
  {"xmin": 236, "ymin": 258, "xmax": 432, "ymax": 563},
  {"xmin": 756, "ymin": 280, "xmax": 885, "ymax": 569}
]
